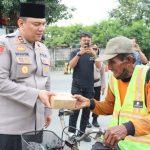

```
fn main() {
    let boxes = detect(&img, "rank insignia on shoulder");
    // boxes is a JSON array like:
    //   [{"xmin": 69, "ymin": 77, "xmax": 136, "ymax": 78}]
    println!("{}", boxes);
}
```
[
  {"xmin": 0, "ymin": 45, "xmax": 5, "ymax": 53},
  {"xmin": 21, "ymin": 66, "xmax": 29, "ymax": 74},
  {"xmin": 18, "ymin": 36, "xmax": 24, "ymax": 43},
  {"xmin": 133, "ymin": 101, "xmax": 143, "ymax": 108}
]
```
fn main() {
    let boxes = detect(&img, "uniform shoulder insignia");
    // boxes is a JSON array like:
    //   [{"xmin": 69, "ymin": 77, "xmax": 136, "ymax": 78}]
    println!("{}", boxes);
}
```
[
  {"xmin": 17, "ymin": 36, "xmax": 25, "ymax": 43},
  {"xmin": 36, "ymin": 41, "xmax": 43, "ymax": 46},
  {"xmin": 0, "ymin": 44, "xmax": 5, "ymax": 54}
]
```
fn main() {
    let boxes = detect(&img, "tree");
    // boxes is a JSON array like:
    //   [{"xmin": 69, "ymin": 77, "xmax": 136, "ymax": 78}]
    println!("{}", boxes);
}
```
[
  {"xmin": 0, "ymin": 0, "xmax": 74, "ymax": 26},
  {"xmin": 45, "ymin": 25, "xmax": 84, "ymax": 48},
  {"xmin": 109, "ymin": 0, "xmax": 150, "ymax": 25},
  {"xmin": 45, "ymin": 19, "xmax": 149, "ymax": 58}
]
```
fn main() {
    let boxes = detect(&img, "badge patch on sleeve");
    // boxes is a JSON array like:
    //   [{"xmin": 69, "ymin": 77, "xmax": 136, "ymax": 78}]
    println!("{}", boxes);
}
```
[{"xmin": 0, "ymin": 45, "xmax": 5, "ymax": 53}]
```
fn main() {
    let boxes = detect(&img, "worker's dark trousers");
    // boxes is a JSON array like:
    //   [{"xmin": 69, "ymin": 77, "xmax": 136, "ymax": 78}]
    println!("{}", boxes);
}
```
[
  {"xmin": 68, "ymin": 85, "xmax": 94, "ymax": 135},
  {"xmin": 0, "ymin": 134, "xmax": 22, "ymax": 150}
]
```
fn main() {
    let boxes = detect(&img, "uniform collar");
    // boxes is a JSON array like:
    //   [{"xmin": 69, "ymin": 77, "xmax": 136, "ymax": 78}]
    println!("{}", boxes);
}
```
[{"xmin": 15, "ymin": 29, "xmax": 35, "ymax": 50}]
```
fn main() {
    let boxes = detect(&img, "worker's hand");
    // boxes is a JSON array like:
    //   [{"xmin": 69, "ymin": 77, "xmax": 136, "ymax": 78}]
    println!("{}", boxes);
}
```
[
  {"xmin": 38, "ymin": 90, "xmax": 55, "ymax": 108},
  {"xmin": 74, "ymin": 94, "xmax": 90, "ymax": 109},
  {"xmin": 103, "ymin": 125, "xmax": 127, "ymax": 148}
]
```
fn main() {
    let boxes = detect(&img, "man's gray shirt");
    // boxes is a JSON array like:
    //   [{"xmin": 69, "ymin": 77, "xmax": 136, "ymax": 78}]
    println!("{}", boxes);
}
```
[{"xmin": 0, "ymin": 30, "xmax": 51, "ymax": 134}]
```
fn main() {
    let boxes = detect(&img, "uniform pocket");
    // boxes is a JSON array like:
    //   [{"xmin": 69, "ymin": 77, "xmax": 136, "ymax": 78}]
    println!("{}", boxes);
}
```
[
  {"xmin": 16, "ymin": 64, "xmax": 31, "ymax": 78},
  {"xmin": 15, "ymin": 56, "xmax": 31, "ymax": 79}
]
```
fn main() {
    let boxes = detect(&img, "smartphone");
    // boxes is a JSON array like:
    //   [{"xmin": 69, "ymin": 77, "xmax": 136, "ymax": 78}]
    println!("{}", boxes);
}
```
[{"xmin": 84, "ymin": 43, "xmax": 90, "ymax": 48}]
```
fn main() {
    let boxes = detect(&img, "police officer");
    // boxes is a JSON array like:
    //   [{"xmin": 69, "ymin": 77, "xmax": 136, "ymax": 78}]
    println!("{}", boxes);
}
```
[{"xmin": 0, "ymin": 3, "xmax": 54, "ymax": 150}]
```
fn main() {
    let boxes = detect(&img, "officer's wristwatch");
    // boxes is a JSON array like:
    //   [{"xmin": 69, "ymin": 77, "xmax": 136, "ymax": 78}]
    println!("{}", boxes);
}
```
[{"xmin": 76, "ymin": 52, "xmax": 81, "ymax": 57}]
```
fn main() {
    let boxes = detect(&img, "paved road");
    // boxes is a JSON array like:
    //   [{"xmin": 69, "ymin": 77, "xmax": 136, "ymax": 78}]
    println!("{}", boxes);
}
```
[{"xmin": 48, "ymin": 71, "xmax": 111, "ymax": 150}]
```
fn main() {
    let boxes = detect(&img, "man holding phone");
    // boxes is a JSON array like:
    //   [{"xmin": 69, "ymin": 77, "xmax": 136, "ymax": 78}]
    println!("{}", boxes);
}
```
[{"xmin": 68, "ymin": 32, "xmax": 97, "ymax": 142}]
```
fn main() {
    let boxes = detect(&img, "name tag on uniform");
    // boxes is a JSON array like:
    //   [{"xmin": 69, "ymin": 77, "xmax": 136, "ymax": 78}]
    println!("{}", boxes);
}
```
[
  {"xmin": 133, "ymin": 101, "xmax": 143, "ymax": 108},
  {"xmin": 16, "ymin": 56, "xmax": 31, "ymax": 64}
]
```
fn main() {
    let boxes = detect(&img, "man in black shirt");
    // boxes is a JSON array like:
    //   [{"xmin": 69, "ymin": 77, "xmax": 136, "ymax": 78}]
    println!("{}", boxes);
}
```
[{"xmin": 68, "ymin": 33, "xmax": 97, "ymax": 142}]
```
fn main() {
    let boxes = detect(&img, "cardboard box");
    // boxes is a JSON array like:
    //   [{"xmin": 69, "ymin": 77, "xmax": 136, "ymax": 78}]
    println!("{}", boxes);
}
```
[{"xmin": 51, "ymin": 93, "xmax": 76, "ymax": 110}]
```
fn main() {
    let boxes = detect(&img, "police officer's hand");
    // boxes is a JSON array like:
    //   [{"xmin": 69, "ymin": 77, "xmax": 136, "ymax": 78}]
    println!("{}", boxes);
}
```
[
  {"xmin": 44, "ymin": 107, "xmax": 52, "ymax": 128},
  {"xmin": 38, "ymin": 90, "xmax": 55, "ymax": 108},
  {"xmin": 74, "ymin": 94, "xmax": 90, "ymax": 109},
  {"xmin": 44, "ymin": 115, "xmax": 52, "ymax": 128},
  {"xmin": 103, "ymin": 125, "xmax": 127, "ymax": 148}
]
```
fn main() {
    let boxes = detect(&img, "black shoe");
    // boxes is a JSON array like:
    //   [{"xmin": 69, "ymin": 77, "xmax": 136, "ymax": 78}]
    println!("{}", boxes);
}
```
[
  {"xmin": 86, "ymin": 122, "xmax": 92, "ymax": 128},
  {"xmin": 82, "ymin": 136, "xmax": 91, "ymax": 142},
  {"xmin": 92, "ymin": 121, "xmax": 100, "ymax": 127}
]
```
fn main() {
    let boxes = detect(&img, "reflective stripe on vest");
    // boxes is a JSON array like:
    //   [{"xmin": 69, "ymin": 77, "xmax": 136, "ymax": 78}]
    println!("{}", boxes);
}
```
[{"xmin": 108, "ymin": 65, "xmax": 150, "ymax": 149}]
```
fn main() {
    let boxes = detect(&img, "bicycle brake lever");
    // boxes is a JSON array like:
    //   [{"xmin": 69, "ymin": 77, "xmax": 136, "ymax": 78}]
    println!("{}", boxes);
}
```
[{"xmin": 94, "ymin": 129, "xmax": 105, "ymax": 139}]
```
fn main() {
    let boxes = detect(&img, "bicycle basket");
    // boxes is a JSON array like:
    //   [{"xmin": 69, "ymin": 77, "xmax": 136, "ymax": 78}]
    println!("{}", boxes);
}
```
[{"xmin": 21, "ymin": 130, "xmax": 63, "ymax": 150}]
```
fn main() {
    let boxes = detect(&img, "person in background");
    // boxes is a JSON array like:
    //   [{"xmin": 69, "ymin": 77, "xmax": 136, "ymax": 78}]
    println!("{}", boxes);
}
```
[
  {"xmin": 88, "ymin": 44, "xmax": 106, "ymax": 128},
  {"xmin": 68, "ymin": 32, "xmax": 97, "ymax": 142},
  {"xmin": 75, "ymin": 36, "xmax": 150, "ymax": 150},
  {"xmin": 131, "ymin": 37, "xmax": 148, "ymax": 65},
  {"xmin": 0, "ymin": 3, "xmax": 54, "ymax": 150},
  {"xmin": 146, "ymin": 57, "xmax": 150, "ymax": 66}
]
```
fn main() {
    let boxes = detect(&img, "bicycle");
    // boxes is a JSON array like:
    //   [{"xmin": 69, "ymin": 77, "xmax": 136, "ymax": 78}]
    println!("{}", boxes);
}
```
[
  {"xmin": 21, "ymin": 109, "xmax": 118, "ymax": 150},
  {"xmin": 58, "ymin": 109, "xmax": 115, "ymax": 150}
]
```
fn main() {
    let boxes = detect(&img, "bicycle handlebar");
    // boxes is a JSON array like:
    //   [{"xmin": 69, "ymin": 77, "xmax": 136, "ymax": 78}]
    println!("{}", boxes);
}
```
[
  {"xmin": 58, "ymin": 109, "xmax": 74, "ymax": 117},
  {"xmin": 76, "ymin": 129, "xmax": 105, "ymax": 142}
]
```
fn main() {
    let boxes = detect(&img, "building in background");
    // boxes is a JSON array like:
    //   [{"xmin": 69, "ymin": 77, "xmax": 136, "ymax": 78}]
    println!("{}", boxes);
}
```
[{"xmin": 49, "ymin": 44, "xmax": 80, "ymax": 71}]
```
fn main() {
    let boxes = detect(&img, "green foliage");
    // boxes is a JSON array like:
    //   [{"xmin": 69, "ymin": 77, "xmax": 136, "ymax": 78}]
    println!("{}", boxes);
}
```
[
  {"xmin": 109, "ymin": 0, "xmax": 150, "ymax": 25},
  {"xmin": 45, "ymin": 19, "xmax": 149, "ymax": 57},
  {"xmin": 121, "ymin": 20, "xmax": 150, "ymax": 57},
  {"xmin": 44, "ymin": 0, "xmax": 150, "ymax": 57},
  {"xmin": 0, "ymin": 0, "xmax": 74, "ymax": 26},
  {"xmin": 45, "ymin": 25, "xmax": 85, "ymax": 48}
]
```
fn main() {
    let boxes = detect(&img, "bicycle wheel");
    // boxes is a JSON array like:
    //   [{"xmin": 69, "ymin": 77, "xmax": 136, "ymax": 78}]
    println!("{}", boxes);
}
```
[{"xmin": 21, "ymin": 130, "xmax": 63, "ymax": 150}]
